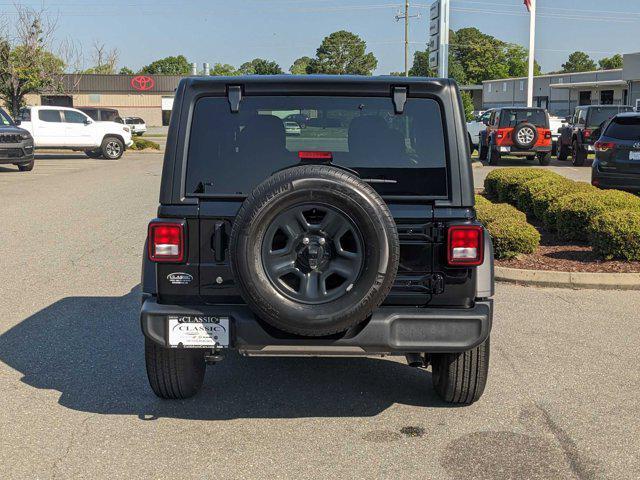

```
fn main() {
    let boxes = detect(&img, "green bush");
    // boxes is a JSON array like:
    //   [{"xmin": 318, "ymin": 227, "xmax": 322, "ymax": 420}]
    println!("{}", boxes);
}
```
[
  {"xmin": 484, "ymin": 168, "xmax": 548, "ymax": 203},
  {"xmin": 475, "ymin": 195, "xmax": 540, "ymax": 259},
  {"xmin": 530, "ymin": 180, "xmax": 596, "ymax": 224},
  {"xmin": 514, "ymin": 174, "xmax": 567, "ymax": 215},
  {"xmin": 590, "ymin": 210, "xmax": 640, "ymax": 261},
  {"xmin": 555, "ymin": 190, "xmax": 640, "ymax": 241},
  {"xmin": 129, "ymin": 137, "xmax": 161, "ymax": 151}
]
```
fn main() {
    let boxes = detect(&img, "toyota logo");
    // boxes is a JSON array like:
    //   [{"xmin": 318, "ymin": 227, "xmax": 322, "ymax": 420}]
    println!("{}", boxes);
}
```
[{"xmin": 130, "ymin": 75, "xmax": 155, "ymax": 92}]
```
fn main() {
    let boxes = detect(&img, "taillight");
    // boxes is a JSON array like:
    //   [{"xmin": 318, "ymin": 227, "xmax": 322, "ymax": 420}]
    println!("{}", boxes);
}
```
[
  {"xmin": 544, "ymin": 131, "xmax": 552, "ymax": 139},
  {"xmin": 496, "ymin": 130, "xmax": 504, "ymax": 140},
  {"xmin": 298, "ymin": 151, "xmax": 333, "ymax": 161},
  {"xmin": 594, "ymin": 141, "xmax": 616, "ymax": 152},
  {"xmin": 148, "ymin": 222, "xmax": 185, "ymax": 262},
  {"xmin": 447, "ymin": 226, "xmax": 483, "ymax": 266},
  {"xmin": 584, "ymin": 129, "xmax": 592, "ymax": 139}
]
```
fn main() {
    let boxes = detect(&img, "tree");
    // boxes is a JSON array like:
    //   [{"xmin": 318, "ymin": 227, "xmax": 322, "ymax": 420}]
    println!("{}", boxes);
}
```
[
  {"xmin": 119, "ymin": 66, "xmax": 134, "ymax": 75},
  {"xmin": 307, "ymin": 30, "xmax": 377, "ymax": 75},
  {"xmin": 210, "ymin": 63, "xmax": 238, "ymax": 76},
  {"xmin": 561, "ymin": 51, "xmax": 596, "ymax": 73},
  {"xmin": 460, "ymin": 91, "xmax": 474, "ymax": 122},
  {"xmin": 504, "ymin": 44, "xmax": 541, "ymax": 77},
  {"xmin": 0, "ymin": 7, "xmax": 66, "ymax": 116},
  {"xmin": 238, "ymin": 58, "xmax": 283, "ymax": 75},
  {"xmin": 408, "ymin": 50, "xmax": 433, "ymax": 77},
  {"xmin": 599, "ymin": 54, "xmax": 623, "ymax": 70},
  {"xmin": 82, "ymin": 41, "xmax": 118, "ymax": 74},
  {"xmin": 140, "ymin": 55, "xmax": 191, "ymax": 75},
  {"xmin": 290, "ymin": 56, "xmax": 312, "ymax": 75}
]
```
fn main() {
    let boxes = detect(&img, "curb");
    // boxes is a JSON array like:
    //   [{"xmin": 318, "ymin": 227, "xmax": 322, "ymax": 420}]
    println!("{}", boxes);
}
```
[{"xmin": 495, "ymin": 266, "xmax": 640, "ymax": 290}]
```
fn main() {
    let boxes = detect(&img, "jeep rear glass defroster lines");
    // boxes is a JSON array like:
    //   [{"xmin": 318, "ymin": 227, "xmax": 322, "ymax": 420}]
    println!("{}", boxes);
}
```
[{"xmin": 148, "ymin": 222, "xmax": 185, "ymax": 263}]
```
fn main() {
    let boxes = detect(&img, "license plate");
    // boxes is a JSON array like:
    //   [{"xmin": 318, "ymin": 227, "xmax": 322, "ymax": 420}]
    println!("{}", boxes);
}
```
[
  {"xmin": 168, "ymin": 316, "xmax": 230, "ymax": 348},
  {"xmin": 629, "ymin": 151, "xmax": 640, "ymax": 161}
]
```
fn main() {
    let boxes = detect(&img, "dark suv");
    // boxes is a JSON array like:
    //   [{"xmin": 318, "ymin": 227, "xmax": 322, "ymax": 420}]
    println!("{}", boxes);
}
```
[
  {"xmin": 592, "ymin": 112, "xmax": 640, "ymax": 192},
  {"xmin": 479, "ymin": 107, "xmax": 552, "ymax": 165},
  {"xmin": 140, "ymin": 76, "xmax": 494, "ymax": 405},
  {"xmin": 0, "ymin": 108, "xmax": 34, "ymax": 172},
  {"xmin": 558, "ymin": 105, "xmax": 634, "ymax": 165}
]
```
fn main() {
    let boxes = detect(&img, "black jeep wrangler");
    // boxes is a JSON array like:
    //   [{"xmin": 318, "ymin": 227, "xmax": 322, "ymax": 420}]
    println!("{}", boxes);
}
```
[
  {"xmin": 140, "ymin": 76, "xmax": 494, "ymax": 405},
  {"xmin": 558, "ymin": 105, "xmax": 634, "ymax": 165}
]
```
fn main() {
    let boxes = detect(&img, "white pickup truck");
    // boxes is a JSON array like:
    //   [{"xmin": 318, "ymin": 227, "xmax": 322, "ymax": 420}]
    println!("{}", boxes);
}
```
[{"xmin": 18, "ymin": 106, "xmax": 133, "ymax": 159}]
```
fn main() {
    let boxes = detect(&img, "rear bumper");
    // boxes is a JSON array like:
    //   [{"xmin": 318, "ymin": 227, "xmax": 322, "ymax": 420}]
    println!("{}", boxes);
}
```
[
  {"xmin": 140, "ymin": 298, "xmax": 493, "ymax": 355},
  {"xmin": 497, "ymin": 145, "xmax": 552, "ymax": 155},
  {"xmin": 592, "ymin": 165, "xmax": 640, "ymax": 192}
]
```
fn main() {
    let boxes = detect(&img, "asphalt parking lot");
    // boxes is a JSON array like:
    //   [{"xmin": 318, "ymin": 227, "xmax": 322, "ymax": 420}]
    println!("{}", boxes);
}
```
[{"xmin": 1, "ymin": 153, "xmax": 639, "ymax": 479}]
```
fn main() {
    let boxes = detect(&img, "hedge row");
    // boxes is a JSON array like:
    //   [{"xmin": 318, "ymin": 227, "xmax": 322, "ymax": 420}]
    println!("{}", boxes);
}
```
[
  {"xmin": 483, "ymin": 168, "xmax": 640, "ymax": 260},
  {"xmin": 475, "ymin": 194, "xmax": 540, "ymax": 260}
]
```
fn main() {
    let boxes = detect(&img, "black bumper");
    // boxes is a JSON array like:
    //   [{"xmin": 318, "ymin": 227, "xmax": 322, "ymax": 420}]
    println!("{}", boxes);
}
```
[
  {"xmin": 592, "ymin": 165, "xmax": 640, "ymax": 192},
  {"xmin": 0, "ymin": 145, "xmax": 34, "ymax": 165},
  {"xmin": 141, "ymin": 298, "xmax": 493, "ymax": 355},
  {"xmin": 505, "ymin": 145, "xmax": 552, "ymax": 156}
]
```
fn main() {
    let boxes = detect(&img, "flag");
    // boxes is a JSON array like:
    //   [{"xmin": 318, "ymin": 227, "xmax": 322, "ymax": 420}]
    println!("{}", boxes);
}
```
[{"xmin": 524, "ymin": 0, "xmax": 532, "ymax": 12}]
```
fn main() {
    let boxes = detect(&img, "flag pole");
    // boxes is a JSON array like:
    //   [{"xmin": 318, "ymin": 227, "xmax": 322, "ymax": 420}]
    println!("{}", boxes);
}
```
[{"xmin": 526, "ymin": 0, "xmax": 536, "ymax": 107}]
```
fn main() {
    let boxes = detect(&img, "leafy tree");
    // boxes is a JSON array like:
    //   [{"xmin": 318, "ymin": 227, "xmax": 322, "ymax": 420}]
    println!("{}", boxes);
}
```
[
  {"xmin": 504, "ymin": 44, "xmax": 541, "ymax": 77},
  {"xmin": 210, "ymin": 63, "xmax": 238, "ymax": 76},
  {"xmin": 119, "ymin": 66, "xmax": 134, "ymax": 75},
  {"xmin": 307, "ymin": 30, "xmax": 377, "ymax": 75},
  {"xmin": 599, "ymin": 54, "xmax": 623, "ymax": 70},
  {"xmin": 561, "ymin": 51, "xmax": 596, "ymax": 73},
  {"xmin": 460, "ymin": 91, "xmax": 475, "ymax": 122},
  {"xmin": 238, "ymin": 58, "xmax": 283, "ymax": 75},
  {"xmin": 140, "ymin": 55, "xmax": 191, "ymax": 75},
  {"xmin": 408, "ymin": 50, "xmax": 433, "ymax": 77},
  {"xmin": 290, "ymin": 56, "xmax": 312, "ymax": 75},
  {"xmin": 0, "ymin": 9, "xmax": 66, "ymax": 115}
]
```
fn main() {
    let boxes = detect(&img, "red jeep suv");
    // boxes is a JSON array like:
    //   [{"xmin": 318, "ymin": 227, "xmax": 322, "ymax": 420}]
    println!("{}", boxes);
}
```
[{"xmin": 479, "ymin": 107, "xmax": 552, "ymax": 166}]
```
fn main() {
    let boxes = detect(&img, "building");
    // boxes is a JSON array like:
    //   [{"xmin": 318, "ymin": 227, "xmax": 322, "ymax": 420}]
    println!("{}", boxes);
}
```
[
  {"xmin": 21, "ymin": 74, "xmax": 184, "ymax": 126},
  {"xmin": 482, "ymin": 52, "xmax": 640, "ymax": 117}
]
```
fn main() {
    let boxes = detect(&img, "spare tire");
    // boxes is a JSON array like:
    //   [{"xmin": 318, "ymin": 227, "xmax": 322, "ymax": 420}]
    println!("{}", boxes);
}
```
[
  {"xmin": 512, "ymin": 122, "xmax": 538, "ymax": 149},
  {"xmin": 230, "ymin": 165, "xmax": 400, "ymax": 336}
]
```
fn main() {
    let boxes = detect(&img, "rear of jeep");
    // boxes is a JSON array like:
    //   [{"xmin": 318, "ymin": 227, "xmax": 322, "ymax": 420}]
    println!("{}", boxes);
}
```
[{"xmin": 141, "ymin": 76, "xmax": 494, "ymax": 405}]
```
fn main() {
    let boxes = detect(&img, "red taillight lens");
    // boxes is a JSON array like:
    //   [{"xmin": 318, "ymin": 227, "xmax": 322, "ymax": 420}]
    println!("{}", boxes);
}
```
[
  {"xmin": 496, "ymin": 131, "xmax": 504, "ymax": 139},
  {"xmin": 584, "ymin": 129, "xmax": 592, "ymax": 139},
  {"xmin": 447, "ymin": 226, "xmax": 483, "ymax": 266},
  {"xmin": 298, "ymin": 151, "xmax": 333, "ymax": 160},
  {"xmin": 544, "ymin": 131, "xmax": 552, "ymax": 139},
  {"xmin": 594, "ymin": 141, "xmax": 616, "ymax": 152},
  {"xmin": 148, "ymin": 222, "xmax": 185, "ymax": 262}
]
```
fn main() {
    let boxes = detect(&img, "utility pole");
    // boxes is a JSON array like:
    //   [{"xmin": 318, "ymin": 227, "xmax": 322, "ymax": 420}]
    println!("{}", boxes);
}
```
[{"xmin": 395, "ymin": 1, "xmax": 420, "ymax": 77}]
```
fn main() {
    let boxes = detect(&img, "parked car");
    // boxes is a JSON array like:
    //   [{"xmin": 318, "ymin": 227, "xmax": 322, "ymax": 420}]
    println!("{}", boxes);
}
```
[
  {"xmin": 19, "ymin": 106, "xmax": 133, "ymax": 160},
  {"xmin": 0, "ymin": 107, "xmax": 34, "ymax": 172},
  {"xmin": 548, "ymin": 115, "xmax": 568, "ymax": 156},
  {"xmin": 467, "ymin": 109, "xmax": 493, "ymax": 154},
  {"xmin": 592, "ymin": 112, "xmax": 640, "ymax": 192},
  {"xmin": 140, "ymin": 76, "xmax": 494, "ymax": 405},
  {"xmin": 77, "ymin": 107, "xmax": 123, "ymax": 124},
  {"xmin": 557, "ymin": 105, "xmax": 634, "ymax": 166},
  {"xmin": 124, "ymin": 117, "xmax": 147, "ymax": 136},
  {"xmin": 479, "ymin": 107, "xmax": 552, "ymax": 165},
  {"xmin": 284, "ymin": 121, "xmax": 302, "ymax": 135}
]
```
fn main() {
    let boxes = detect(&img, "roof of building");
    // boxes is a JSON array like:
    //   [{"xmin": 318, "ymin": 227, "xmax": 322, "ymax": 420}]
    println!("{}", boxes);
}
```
[{"xmin": 482, "ymin": 69, "xmax": 623, "ymax": 84}]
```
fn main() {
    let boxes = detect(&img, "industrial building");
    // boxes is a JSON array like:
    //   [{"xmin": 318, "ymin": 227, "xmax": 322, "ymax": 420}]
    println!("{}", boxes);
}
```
[{"xmin": 482, "ymin": 52, "xmax": 640, "ymax": 117}]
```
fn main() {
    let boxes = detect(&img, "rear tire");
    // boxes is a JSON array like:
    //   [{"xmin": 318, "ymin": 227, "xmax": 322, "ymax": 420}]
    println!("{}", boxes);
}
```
[
  {"xmin": 538, "ymin": 152, "xmax": 552, "ymax": 166},
  {"xmin": 144, "ymin": 338, "xmax": 207, "ymax": 399},
  {"xmin": 468, "ymin": 134, "xmax": 476, "ymax": 155},
  {"xmin": 526, "ymin": 155, "xmax": 536, "ymax": 162},
  {"xmin": 479, "ymin": 143, "xmax": 488, "ymax": 161},
  {"xmin": 487, "ymin": 145, "xmax": 500, "ymax": 166},
  {"xmin": 85, "ymin": 148, "xmax": 103, "ymax": 159},
  {"xmin": 572, "ymin": 140, "xmax": 586, "ymax": 166},
  {"xmin": 101, "ymin": 136, "xmax": 124, "ymax": 160},
  {"xmin": 431, "ymin": 337, "xmax": 490, "ymax": 405},
  {"xmin": 557, "ymin": 142, "xmax": 569, "ymax": 161},
  {"xmin": 17, "ymin": 160, "xmax": 34, "ymax": 172}
]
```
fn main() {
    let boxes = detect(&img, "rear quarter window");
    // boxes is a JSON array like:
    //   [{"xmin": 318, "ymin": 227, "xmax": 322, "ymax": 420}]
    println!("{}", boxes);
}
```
[
  {"xmin": 38, "ymin": 110, "xmax": 62, "ymax": 123},
  {"xmin": 185, "ymin": 96, "xmax": 448, "ymax": 198},
  {"xmin": 605, "ymin": 117, "xmax": 640, "ymax": 140}
]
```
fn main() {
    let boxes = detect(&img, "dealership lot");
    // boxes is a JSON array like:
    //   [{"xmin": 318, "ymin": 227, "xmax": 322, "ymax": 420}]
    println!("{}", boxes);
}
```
[{"xmin": 0, "ymin": 153, "xmax": 639, "ymax": 479}]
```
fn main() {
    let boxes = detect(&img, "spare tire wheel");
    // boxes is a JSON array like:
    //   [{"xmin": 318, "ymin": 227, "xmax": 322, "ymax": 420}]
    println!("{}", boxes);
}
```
[
  {"xmin": 512, "ymin": 122, "xmax": 538, "ymax": 149},
  {"xmin": 230, "ymin": 165, "xmax": 400, "ymax": 336}
]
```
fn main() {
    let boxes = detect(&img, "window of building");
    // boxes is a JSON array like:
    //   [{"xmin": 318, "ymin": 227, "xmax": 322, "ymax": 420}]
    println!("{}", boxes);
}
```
[
  {"xmin": 519, "ymin": 80, "xmax": 525, "ymax": 92},
  {"xmin": 579, "ymin": 91, "xmax": 592, "ymax": 106},
  {"xmin": 488, "ymin": 84, "xmax": 492, "ymax": 93},
  {"xmin": 558, "ymin": 78, "xmax": 564, "ymax": 84},
  {"xmin": 40, "ymin": 95, "xmax": 73, "ymax": 107},
  {"xmin": 38, "ymin": 110, "xmax": 63, "ymax": 122},
  {"xmin": 600, "ymin": 90, "xmax": 614, "ymax": 105},
  {"xmin": 503, "ymin": 82, "xmax": 508, "ymax": 92}
]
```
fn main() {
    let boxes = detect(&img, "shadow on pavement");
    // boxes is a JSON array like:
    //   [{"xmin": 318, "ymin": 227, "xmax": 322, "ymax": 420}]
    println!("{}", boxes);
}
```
[{"xmin": 0, "ymin": 286, "xmax": 448, "ymax": 420}]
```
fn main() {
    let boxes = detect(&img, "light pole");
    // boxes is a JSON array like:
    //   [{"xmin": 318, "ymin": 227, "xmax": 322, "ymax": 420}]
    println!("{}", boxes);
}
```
[{"xmin": 395, "ymin": 1, "xmax": 421, "ymax": 77}]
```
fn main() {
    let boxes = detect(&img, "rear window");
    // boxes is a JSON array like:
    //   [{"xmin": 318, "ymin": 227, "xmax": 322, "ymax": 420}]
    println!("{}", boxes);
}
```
[
  {"xmin": 588, "ymin": 107, "xmax": 633, "ymax": 128},
  {"xmin": 499, "ymin": 109, "xmax": 547, "ymax": 128},
  {"xmin": 186, "ymin": 96, "xmax": 448, "ymax": 197},
  {"xmin": 604, "ymin": 116, "xmax": 640, "ymax": 140},
  {"xmin": 101, "ymin": 110, "xmax": 120, "ymax": 122},
  {"xmin": 38, "ymin": 110, "xmax": 62, "ymax": 123}
]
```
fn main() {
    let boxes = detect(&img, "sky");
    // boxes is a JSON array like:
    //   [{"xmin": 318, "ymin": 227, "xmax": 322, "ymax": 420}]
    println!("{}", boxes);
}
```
[{"xmin": 4, "ymin": 0, "xmax": 640, "ymax": 76}]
